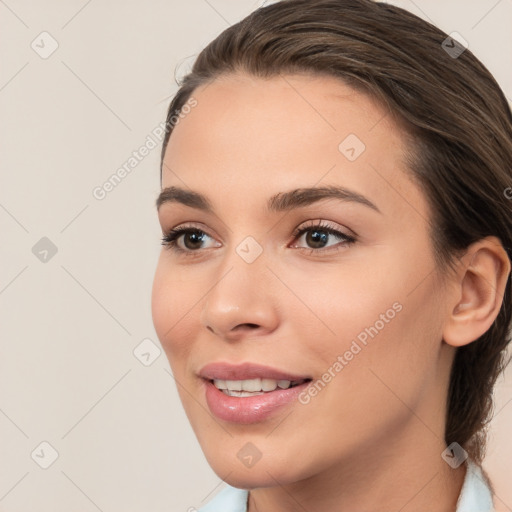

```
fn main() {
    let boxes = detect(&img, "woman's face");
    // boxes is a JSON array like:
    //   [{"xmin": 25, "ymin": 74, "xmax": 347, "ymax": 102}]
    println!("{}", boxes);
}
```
[{"xmin": 152, "ymin": 73, "xmax": 452, "ymax": 487}]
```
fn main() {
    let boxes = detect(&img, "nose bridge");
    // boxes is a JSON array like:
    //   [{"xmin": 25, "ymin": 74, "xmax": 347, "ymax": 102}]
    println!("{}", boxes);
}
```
[
  {"xmin": 216, "ymin": 232, "xmax": 269, "ymax": 293},
  {"xmin": 200, "ymin": 234, "xmax": 277, "ymax": 336}
]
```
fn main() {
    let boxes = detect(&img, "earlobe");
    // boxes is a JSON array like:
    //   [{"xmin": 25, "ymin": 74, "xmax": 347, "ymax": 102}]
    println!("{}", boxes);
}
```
[{"xmin": 442, "ymin": 236, "xmax": 511, "ymax": 348}]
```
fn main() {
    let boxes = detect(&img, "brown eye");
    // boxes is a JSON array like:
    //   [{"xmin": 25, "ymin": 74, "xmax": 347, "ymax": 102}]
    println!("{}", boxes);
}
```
[
  {"xmin": 292, "ymin": 221, "xmax": 356, "ymax": 253},
  {"xmin": 303, "ymin": 229, "xmax": 330, "ymax": 249},
  {"xmin": 161, "ymin": 226, "xmax": 219, "ymax": 255},
  {"xmin": 181, "ymin": 230, "xmax": 207, "ymax": 250}
]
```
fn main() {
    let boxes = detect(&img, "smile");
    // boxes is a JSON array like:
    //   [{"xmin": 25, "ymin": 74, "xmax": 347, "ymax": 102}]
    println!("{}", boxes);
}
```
[{"xmin": 212, "ymin": 378, "xmax": 308, "ymax": 396}]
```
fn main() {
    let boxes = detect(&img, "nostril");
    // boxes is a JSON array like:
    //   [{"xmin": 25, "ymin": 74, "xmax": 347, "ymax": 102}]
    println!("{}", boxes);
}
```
[{"xmin": 240, "ymin": 323, "xmax": 259, "ymax": 329}]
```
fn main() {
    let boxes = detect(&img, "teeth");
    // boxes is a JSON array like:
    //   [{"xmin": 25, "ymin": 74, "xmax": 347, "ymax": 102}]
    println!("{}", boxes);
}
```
[
  {"xmin": 261, "ymin": 379, "xmax": 278, "ymax": 392},
  {"xmin": 213, "ymin": 378, "xmax": 299, "ymax": 392},
  {"xmin": 277, "ymin": 380, "xmax": 291, "ymax": 389},
  {"xmin": 242, "ymin": 378, "xmax": 261, "ymax": 392},
  {"xmin": 214, "ymin": 379, "xmax": 227, "ymax": 390},
  {"xmin": 223, "ymin": 389, "xmax": 265, "ymax": 397},
  {"xmin": 226, "ymin": 380, "xmax": 242, "ymax": 391}
]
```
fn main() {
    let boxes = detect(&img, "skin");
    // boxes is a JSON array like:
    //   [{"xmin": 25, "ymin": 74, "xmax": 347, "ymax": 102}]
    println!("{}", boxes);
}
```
[{"xmin": 152, "ymin": 73, "xmax": 511, "ymax": 512}]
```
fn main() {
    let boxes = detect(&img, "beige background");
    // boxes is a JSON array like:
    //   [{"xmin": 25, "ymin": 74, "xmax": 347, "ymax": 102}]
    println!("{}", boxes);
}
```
[{"xmin": 0, "ymin": 1, "xmax": 511, "ymax": 511}]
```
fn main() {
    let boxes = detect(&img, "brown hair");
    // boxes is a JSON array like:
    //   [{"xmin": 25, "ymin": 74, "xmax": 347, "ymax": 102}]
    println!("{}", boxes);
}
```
[{"xmin": 159, "ymin": 0, "xmax": 512, "ymax": 466}]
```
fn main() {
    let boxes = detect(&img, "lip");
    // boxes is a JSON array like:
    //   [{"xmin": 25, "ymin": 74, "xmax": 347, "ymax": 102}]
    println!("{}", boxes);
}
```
[
  {"xmin": 198, "ymin": 362, "xmax": 312, "ymax": 424},
  {"xmin": 202, "ymin": 379, "xmax": 311, "ymax": 424},
  {"xmin": 198, "ymin": 361, "xmax": 311, "ymax": 381}
]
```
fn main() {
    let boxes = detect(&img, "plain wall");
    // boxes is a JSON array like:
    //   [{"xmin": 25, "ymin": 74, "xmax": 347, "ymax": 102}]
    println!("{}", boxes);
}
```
[{"xmin": 0, "ymin": 0, "xmax": 511, "ymax": 511}]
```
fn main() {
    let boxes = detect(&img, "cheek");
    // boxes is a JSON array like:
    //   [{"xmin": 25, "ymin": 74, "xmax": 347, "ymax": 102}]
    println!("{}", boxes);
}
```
[
  {"xmin": 297, "ymin": 247, "xmax": 441, "ymax": 385},
  {"xmin": 286, "ymin": 257, "xmax": 405, "ymax": 362},
  {"xmin": 315, "ymin": 265, "xmax": 442, "ymax": 416},
  {"xmin": 151, "ymin": 258, "xmax": 199, "ymax": 365}
]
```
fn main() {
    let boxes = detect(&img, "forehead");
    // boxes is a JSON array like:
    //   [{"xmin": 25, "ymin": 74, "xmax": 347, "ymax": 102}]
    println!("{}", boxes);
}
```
[{"xmin": 161, "ymin": 72, "xmax": 428, "ymax": 224}]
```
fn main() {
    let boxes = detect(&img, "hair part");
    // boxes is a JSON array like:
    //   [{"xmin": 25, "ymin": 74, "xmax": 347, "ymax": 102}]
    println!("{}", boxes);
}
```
[{"xmin": 160, "ymin": 0, "xmax": 512, "ymax": 465}]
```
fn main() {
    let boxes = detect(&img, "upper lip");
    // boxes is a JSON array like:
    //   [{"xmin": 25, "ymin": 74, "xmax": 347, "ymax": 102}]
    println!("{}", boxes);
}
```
[{"xmin": 198, "ymin": 362, "xmax": 311, "ymax": 382}]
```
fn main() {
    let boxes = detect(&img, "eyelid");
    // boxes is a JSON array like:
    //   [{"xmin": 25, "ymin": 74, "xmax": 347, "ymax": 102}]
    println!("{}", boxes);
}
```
[
  {"xmin": 161, "ymin": 222, "xmax": 220, "ymax": 252},
  {"xmin": 161, "ymin": 219, "xmax": 357, "ymax": 257},
  {"xmin": 291, "ymin": 218, "xmax": 358, "ymax": 239},
  {"xmin": 164, "ymin": 218, "xmax": 355, "ymax": 240},
  {"xmin": 161, "ymin": 221, "xmax": 216, "ymax": 241},
  {"xmin": 288, "ymin": 220, "xmax": 356, "ymax": 255}
]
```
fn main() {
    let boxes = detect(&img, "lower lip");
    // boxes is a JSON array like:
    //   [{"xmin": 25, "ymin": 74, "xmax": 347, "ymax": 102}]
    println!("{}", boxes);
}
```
[{"xmin": 203, "ymin": 379, "xmax": 311, "ymax": 424}]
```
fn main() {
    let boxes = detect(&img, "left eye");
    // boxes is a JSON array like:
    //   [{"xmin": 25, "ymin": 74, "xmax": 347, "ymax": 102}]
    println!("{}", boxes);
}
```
[
  {"xmin": 161, "ymin": 221, "xmax": 357, "ymax": 255},
  {"xmin": 291, "ymin": 222, "xmax": 356, "ymax": 252}
]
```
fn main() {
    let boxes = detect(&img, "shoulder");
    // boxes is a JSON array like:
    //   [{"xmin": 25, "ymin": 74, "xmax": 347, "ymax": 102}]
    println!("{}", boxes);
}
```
[{"xmin": 197, "ymin": 485, "xmax": 249, "ymax": 512}]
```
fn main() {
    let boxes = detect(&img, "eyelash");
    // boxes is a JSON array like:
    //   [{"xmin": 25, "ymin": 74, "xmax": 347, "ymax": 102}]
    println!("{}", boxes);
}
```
[{"xmin": 161, "ymin": 221, "xmax": 357, "ymax": 258}]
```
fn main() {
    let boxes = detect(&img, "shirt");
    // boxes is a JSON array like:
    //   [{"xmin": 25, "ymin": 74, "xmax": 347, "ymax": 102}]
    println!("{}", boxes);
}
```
[{"xmin": 197, "ymin": 460, "xmax": 494, "ymax": 512}]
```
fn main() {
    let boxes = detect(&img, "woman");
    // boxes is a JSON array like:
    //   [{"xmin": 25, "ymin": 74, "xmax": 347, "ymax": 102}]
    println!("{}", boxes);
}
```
[{"xmin": 151, "ymin": 0, "xmax": 512, "ymax": 510}]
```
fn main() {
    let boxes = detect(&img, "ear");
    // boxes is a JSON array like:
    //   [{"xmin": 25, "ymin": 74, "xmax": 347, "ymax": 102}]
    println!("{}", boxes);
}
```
[{"xmin": 442, "ymin": 236, "xmax": 511, "ymax": 348}]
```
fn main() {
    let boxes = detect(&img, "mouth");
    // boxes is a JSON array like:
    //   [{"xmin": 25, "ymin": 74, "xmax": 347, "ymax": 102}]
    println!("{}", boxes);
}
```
[
  {"xmin": 209, "ymin": 377, "xmax": 311, "ymax": 397},
  {"xmin": 198, "ymin": 362, "xmax": 313, "ymax": 424}
]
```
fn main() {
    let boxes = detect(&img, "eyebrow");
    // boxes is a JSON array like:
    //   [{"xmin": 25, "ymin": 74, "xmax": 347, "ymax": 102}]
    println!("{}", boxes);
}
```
[{"xmin": 155, "ymin": 185, "xmax": 381, "ymax": 214}]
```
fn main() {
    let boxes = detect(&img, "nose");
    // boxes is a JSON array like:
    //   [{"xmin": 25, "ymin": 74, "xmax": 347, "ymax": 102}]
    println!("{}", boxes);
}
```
[{"xmin": 200, "ymin": 251, "xmax": 280, "ymax": 342}]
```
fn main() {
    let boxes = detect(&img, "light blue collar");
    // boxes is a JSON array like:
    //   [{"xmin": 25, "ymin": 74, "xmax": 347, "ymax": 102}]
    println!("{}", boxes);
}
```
[{"xmin": 455, "ymin": 461, "xmax": 494, "ymax": 511}]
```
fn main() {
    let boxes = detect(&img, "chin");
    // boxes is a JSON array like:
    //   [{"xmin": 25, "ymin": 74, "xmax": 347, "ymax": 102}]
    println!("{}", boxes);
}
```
[
  {"xmin": 201, "ymin": 445, "xmax": 313, "ymax": 490},
  {"xmin": 214, "ymin": 465, "xmax": 295, "ymax": 490}
]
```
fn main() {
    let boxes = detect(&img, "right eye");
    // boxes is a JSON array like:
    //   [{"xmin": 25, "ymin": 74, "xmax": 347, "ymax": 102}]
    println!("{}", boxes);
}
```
[{"xmin": 161, "ymin": 225, "xmax": 220, "ymax": 255}]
